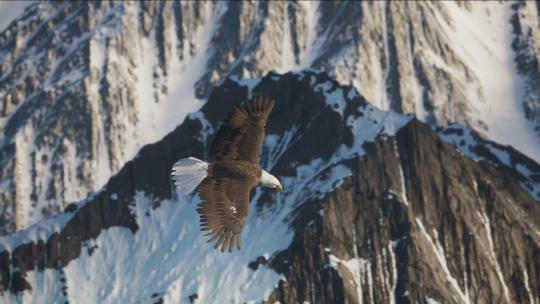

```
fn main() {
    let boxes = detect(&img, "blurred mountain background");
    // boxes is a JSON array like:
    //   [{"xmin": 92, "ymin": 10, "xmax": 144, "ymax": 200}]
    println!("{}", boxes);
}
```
[{"xmin": 0, "ymin": 1, "xmax": 539, "ymax": 303}]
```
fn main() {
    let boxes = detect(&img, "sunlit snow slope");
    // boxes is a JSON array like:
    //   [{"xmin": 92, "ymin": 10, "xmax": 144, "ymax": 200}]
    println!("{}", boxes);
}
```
[{"xmin": 438, "ymin": 1, "xmax": 540, "ymax": 167}]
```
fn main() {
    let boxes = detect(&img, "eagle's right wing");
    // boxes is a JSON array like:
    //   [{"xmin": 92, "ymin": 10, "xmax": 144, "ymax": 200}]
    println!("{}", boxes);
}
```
[
  {"xmin": 197, "ymin": 176, "xmax": 252, "ymax": 252},
  {"xmin": 209, "ymin": 94, "xmax": 274, "ymax": 163}
]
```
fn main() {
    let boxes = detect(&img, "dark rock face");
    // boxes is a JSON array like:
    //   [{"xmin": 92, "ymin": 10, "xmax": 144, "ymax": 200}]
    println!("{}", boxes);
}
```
[
  {"xmin": 268, "ymin": 119, "xmax": 540, "ymax": 303},
  {"xmin": 0, "ymin": 71, "xmax": 539, "ymax": 303}
]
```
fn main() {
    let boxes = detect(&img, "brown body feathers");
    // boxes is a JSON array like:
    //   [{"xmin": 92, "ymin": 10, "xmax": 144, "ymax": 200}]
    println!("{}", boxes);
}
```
[{"xmin": 197, "ymin": 95, "xmax": 275, "ymax": 252}]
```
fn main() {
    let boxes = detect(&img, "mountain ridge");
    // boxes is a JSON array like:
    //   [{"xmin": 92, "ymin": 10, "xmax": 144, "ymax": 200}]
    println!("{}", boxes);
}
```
[{"xmin": 0, "ymin": 70, "xmax": 538, "ymax": 303}]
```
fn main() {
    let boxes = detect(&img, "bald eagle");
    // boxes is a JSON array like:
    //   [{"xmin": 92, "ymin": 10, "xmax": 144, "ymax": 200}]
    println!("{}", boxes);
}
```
[{"xmin": 171, "ymin": 95, "xmax": 282, "ymax": 252}]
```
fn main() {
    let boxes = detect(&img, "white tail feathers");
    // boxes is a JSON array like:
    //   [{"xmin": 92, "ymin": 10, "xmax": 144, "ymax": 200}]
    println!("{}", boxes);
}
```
[{"xmin": 171, "ymin": 157, "xmax": 209, "ymax": 194}]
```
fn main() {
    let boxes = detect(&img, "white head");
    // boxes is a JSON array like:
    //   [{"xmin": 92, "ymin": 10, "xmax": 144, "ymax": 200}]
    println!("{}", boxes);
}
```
[{"xmin": 260, "ymin": 169, "xmax": 282, "ymax": 191}]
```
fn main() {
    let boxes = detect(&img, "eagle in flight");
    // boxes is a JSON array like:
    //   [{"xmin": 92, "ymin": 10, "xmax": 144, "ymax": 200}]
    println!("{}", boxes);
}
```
[{"xmin": 171, "ymin": 95, "xmax": 282, "ymax": 252}]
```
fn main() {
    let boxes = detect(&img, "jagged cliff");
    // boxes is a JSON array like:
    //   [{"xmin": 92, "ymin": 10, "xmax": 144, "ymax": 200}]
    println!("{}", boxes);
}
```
[
  {"xmin": 0, "ymin": 71, "xmax": 538, "ymax": 303},
  {"xmin": 267, "ymin": 119, "xmax": 540, "ymax": 303},
  {"xmin": 2, "ymin": 0, "xmax": 540, "ymax": 235}
]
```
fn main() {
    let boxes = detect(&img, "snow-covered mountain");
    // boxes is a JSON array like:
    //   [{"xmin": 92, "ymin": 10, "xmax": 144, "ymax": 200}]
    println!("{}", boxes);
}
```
[
  {"xmin": 1, "ymin": 1, "xmax": 540, "ymax": 303},
  {"xmin": 1, "ymin": 70, "xmax": 539, "ymax": 303},
  {"xmin": 2, "ymin": 1, "xmax": 540, "ymax": 235}
]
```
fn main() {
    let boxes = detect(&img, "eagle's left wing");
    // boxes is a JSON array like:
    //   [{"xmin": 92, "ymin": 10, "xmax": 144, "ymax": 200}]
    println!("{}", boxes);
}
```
[
  {"xmin": 197, "ymin": 176, "xmax": 253, "ymax": 252},
  {"xmin": 209, "ymin": 94, "xmax": 274, "ymax": 163}
]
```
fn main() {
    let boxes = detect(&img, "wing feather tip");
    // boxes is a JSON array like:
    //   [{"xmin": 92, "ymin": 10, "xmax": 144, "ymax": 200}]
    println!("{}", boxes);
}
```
[
  {"xmin": 228, "ymin": 236, "xmax": 234, "ymax": 253},
  {"xmin": 235, "ymin": 234, "xmax": 241, "ymax": 251}
]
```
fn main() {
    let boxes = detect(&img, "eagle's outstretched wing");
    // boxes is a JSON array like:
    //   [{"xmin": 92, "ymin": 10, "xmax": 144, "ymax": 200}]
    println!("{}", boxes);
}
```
[
  {"xmin": 209, "ymin": 94, "xmax": 274, "ymax": 163},
  {"xmin": 197, "ymin": 177, "xmax": 253, "ymax": 252}
]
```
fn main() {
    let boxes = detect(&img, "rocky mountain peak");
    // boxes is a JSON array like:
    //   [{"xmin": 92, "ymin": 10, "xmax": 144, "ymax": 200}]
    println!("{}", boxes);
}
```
[{"xmin": 0, "ymin": 70, "xmax": 538, "ymax": 303}]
